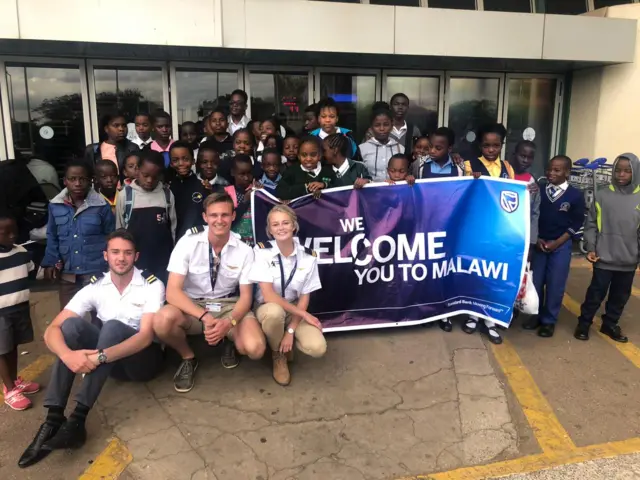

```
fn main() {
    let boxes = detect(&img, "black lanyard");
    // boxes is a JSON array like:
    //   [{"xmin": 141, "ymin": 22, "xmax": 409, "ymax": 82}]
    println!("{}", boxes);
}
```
[
  {"xmin": 209, "ymin": 247, "xmax": 221, "ymax": 292},
  {"xmin": 278, "ymin": 254, "xmax": 297, "ymax": 296}
]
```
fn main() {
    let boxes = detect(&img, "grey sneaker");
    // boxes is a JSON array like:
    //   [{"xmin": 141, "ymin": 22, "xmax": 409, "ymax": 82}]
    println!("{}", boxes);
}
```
[
  {"xmin": 174, "ymin": 358, "xmax": 198, "ymax": 393},
  {"xmin": 221, "ymin": 339, "xmax": 239, "ymax": 369}
]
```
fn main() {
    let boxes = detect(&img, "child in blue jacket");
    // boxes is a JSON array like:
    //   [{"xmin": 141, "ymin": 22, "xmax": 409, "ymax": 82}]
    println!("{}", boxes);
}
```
[{"xmin": 42, "ymin": 159, "xmax": 115, "ymax": 310}]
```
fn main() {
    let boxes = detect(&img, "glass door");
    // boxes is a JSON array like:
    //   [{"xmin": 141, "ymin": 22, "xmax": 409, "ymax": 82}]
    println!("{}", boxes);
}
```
[
  {"xmin": 383, "ymin": 71, "xmax": 444, "ymax": 138},
  {"xmin": 88, "ymin": 60, "xmax": 169, "ymax": 143},
  {"xmin": 169, "ymin": 63, "xmax": 243, "ymax": 136},
  {"xmin": 315, "ymin": 69, "xmax": 380, "ymax": 143},
  {"xmin": 0, "ymin": 59, "xmax": 91, "ymax": 176},
  {"xmin": 246, "ymin": 67, "xmax": 312, "ymax": 135},
  {"xmin": 444, "ymin": 73, "xmax": 504, "ymax": 161},
  {"xmin": 504, "ymin": 75, "xmax": 561, "ymax": 178}
]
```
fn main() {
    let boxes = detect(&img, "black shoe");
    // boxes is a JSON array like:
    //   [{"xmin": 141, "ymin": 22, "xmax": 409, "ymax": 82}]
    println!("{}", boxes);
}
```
[
  {"xmin": 42, "ymin": 418, "xmax": 86, "ymax": 450},
  {"xmin": 538, "ymin": 324, "xmax": 555, "ymax": 338},
  {"xmin": 522, "ymin": 316, "xmax": 540, "ymax": 330},
  {"xmin": 174, "ymin": 358, "xmax": 198, "ymax": 393},
  {"xmin": 221, "ymin": 339, "xmax": 240, "ymax": 369},
  {"xmin": 486, "ymin": 327, "xmax": 503, "ymax": 345},
  {"xmin": 439, "ymin": 318, "xmax": 453, "ymax": 332},
  {"xmin": 600, "ymin": 324, "xmax": 628, "ymax": 343},
  {"xmin": 18, "ymin": 421, "xmax": 63, "ymax": 468},
  {"xmin": 574, "ymin": 322, "xmax": 590, "ymax": 341},
  {"xmin": 462, "ymin": 319, "xmax": 478, "ymax": 335}
]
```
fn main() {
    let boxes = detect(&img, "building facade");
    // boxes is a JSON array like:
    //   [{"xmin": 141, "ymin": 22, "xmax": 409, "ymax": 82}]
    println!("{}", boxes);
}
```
[{"xmin": 0, "ymin": 0, "xmax": 638, "ymax": 178}]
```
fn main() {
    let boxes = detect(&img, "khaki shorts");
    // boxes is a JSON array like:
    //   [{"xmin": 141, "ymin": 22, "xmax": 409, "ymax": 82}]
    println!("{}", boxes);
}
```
[{"xmin": 183, "ymin": 297, "xmax": 256, "ymax": 336}]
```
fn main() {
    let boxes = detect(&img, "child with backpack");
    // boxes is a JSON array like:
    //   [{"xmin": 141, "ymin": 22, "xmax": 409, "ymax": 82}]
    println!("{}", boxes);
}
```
[{"xmin": 115, "ymin": 150, "xmax": 176, "ymax": 284}]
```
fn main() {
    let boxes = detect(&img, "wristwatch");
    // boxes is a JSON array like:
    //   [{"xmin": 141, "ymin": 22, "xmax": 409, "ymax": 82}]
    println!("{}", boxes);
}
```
[
  {"xmin": 97, "ymin": 349, "xmax": 107, "ymax": 364},
  {"xmin": 230, "ymin": 317, "xmax": 238, "ymax": 327},
  {"xmin": 287, "ymin": 327, "xmax": 296, "ymax": 335}
]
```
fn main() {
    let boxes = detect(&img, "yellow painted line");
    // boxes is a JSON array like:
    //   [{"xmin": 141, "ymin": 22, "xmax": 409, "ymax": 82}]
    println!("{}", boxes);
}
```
[
  {"xmin": 0, "ymin": 354, "xmax": 55, "ymax": 402},
  {"xmin": 489, "ymin": 339, "xmax": 575, "ymax": 454},
  {"xmin": 78, "ymin": 437, "xmax": 132, "ymax": 480},
  {"xmin": 563, "ymin": 294, "xmax": 640, "ymax": 369},
  {"xmin": 395, "ymin": 437, "xmax": 640, "ymax": 480},
  {"xmin": 632, "ymin": 286, "xmax": 640, "ymax": 299}
]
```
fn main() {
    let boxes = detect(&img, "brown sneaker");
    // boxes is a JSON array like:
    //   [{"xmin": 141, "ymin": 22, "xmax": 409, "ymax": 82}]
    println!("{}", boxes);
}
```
[{"xmin": 272, "ymin": 351, "xmax": 291, "ymax": 386}]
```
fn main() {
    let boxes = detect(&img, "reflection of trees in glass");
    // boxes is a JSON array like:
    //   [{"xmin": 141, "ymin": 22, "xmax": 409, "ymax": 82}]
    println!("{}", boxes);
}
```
[
  {"xmin": 449, "ymin": 100, "xmax": 497, "ymax": 159},
  {"xmin": 95, "ymin": 89, "xmax": 163, "ymax": 122},
  {"xmin": 14, "ymin": 92, "xmax": 85, "ymax": 170}
]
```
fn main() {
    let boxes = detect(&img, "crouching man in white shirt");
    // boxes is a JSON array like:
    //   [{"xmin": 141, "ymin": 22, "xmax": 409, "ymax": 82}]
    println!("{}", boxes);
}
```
[
  {"xmin": 153, "ymin": 192, "xmax": 266, "ymax": 394},
  {"xmin": 19, "ymin": 229, "xmax": 165, "ymax": 468}
]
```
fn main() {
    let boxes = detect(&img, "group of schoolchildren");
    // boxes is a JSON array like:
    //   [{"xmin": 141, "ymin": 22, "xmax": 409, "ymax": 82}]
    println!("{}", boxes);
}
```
[{"xmin": 1, "ymin": 89, "xmax": 638, "ymax": 410}]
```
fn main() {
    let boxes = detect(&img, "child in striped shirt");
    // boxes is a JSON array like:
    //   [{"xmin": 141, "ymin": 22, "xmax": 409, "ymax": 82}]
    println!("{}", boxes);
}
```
[{"xmin": 0, "ymin": 211, "xmax": 39, "ymax": 411}]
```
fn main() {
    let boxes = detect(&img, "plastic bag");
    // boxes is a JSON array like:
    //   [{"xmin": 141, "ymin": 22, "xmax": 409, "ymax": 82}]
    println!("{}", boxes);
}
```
[{"xmin": 515, "ymin": 265, "xmax": 539, "ymax": 315}]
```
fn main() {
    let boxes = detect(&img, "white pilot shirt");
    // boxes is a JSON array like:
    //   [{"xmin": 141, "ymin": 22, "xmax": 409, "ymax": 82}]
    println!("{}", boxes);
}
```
[
  {"xmin": 65, "ymin": 267, "xmax": 165, "ymax": 330},
  {"xmin": 249, "ymin": 239, "xmax": 322, "ymax": 304},
  {"xmin": 167, "ymin": 227, "xmax": 253, "ymax": 300}
]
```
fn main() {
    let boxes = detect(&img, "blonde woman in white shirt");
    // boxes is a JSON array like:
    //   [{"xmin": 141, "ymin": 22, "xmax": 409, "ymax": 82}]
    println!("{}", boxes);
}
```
[{"xmin": 249, "ymin": 205, "xmax": 326, "ymax": 386}]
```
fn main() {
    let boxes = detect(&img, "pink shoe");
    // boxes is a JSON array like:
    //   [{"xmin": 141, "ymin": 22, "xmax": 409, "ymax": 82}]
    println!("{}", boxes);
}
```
[
  {"xmin": 3, "ymin": 385, "xmax": 32, "ymax": 411},
  {"xmin": 14, "ymin": 377, "xmax": 40, "ymax": 395}
]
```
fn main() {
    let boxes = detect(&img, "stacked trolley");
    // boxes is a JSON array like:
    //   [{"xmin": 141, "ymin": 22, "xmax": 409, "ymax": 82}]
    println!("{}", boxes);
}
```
[{"xmin": 568, "ymin": 158, "xmax": 613, "ymax": 254}]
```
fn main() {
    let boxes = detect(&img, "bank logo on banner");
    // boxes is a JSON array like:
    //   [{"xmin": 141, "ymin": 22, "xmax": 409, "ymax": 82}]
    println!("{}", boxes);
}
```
[{"xmin": 500, "ymin": 191, "xmax": 519, "ymax": 213}]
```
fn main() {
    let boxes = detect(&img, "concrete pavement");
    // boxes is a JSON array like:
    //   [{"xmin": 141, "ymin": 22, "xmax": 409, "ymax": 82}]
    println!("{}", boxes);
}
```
[{"xmin": 0, "ymin": 261, "xmax": 638, "ymax": 480}]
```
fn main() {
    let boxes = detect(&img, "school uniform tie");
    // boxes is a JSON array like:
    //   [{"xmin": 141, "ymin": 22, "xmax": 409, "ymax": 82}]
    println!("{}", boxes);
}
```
[{"xmin": 546, "ymin": 184, "xmax": 562, "ymax": 201}]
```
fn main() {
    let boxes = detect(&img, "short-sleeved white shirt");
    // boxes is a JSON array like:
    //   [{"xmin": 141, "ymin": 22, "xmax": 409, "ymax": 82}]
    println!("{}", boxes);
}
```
[
  {"xmin": 65, "ymin": 267, "xmax": 165, "ymax": 330},
  {"xmin": 249, "ymin": 239, "xmax": 322, "ymax": 304},
  {"xmin": 167, "ymin": 227, "xmax": 253, "ymax": 300}
]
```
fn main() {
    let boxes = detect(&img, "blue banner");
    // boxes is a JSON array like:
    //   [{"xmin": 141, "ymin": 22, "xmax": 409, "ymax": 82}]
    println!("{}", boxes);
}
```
[{"xmin": 252, "ymin": 177, "xmax": 529, "ymax": 331}]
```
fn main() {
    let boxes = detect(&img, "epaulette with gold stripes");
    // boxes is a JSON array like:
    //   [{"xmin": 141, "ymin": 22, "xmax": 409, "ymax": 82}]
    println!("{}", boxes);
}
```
[
  {"xmin": 188, "ymin": 225, "xmax": 205, "ymax": 235},
  {"xmin": 140, "ymin": 269, "xmax": 158, "ymax": 284},
  {"xmin": 257, "ymin": 242, "xmax": 272, "ymax": 249},
  {"xmin": 304, "ymin": 246, "xmax": 317, "ymax": 257},
  {"xmin": 89, "ymin": 274, "xmax": 99, "ymax": 284}
]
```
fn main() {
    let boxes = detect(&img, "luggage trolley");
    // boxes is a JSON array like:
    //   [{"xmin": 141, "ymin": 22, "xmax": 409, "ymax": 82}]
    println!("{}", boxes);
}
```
[{"xmin": 568, "ymin": 158, "xmax": 612, "ymax": 254}]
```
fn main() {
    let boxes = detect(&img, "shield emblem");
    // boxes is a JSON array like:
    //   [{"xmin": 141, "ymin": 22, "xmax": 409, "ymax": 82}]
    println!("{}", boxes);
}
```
[{"xmin": 500, "ymin": 191, "xmax": 519, "ymax": 213}]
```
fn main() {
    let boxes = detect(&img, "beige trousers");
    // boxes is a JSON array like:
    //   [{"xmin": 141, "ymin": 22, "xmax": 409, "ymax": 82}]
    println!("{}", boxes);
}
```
[{"xmin": 256, "ymin": 303, "xmax": 326, "ymax": 358}]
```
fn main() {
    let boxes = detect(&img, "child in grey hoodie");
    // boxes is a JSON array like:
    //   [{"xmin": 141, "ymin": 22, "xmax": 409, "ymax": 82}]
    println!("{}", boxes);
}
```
[
  {"xmin": 358, "ymin": 108, "xmax": 404, "ymax": 182},
  {"xmin": 575, "ymin": 153, "xmax": 640, "ymax": 343}
]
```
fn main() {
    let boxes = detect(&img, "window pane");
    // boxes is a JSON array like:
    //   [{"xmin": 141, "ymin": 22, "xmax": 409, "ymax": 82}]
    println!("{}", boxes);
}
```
[
  {"xmin": 428, "ymin": 0, "xmax": 477, "ymax": 10},
  {"xmin": 484, "ymin": 0, "xmax": 531, "ymax": 13},
  {"xmin": 93, "ymin": 67, "xmax": 164, "ymax": 127},
  {"xmin": 544, "ymin": 0, "xmax": 587, "ymax": 14},
  {"xmin": 447, "ymin": 77, "xmax": 500, "ymax": 160},
  {"xmin": 371, "ymin": 0, "xmax": 421, "ymax": 6},
  {"xmin": 319, "ymin": 73, "xmax": 377, "ymax": 142},
  {"xmin": 386, "ymin": 76, "xmax": 440, "ymax": 136},
  {"xmin": 175, "ymin": 70, "xmax": 238, "ymax": 124},
  {"xmin": 594, "ymin": 0, "xmax": 632, "ymax": 8},
  {"xmin": 505, "ymin": 78, "xmax": 557, "ymax": 179},
  {"xmin": 249, "ymin": 72, "xmax": 309, "ymax": 133},
  {"xmin": 6, "ymin": 65, "xmax": 85, "ymax": 174}
]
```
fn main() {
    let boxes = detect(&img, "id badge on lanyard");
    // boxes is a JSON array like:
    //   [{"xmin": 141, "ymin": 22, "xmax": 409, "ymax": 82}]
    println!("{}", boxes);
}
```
[{"xmin": 279, "ymin": 254, "xmax": 297, "ymax": 296}]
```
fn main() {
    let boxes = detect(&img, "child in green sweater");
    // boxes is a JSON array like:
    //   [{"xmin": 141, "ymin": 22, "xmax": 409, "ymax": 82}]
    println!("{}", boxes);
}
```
[
  {"xmin": 323, "ymin": 133, "xmax": 371, "ymax": 189},
  {"xmin": 276, "ymin": 136, "xmax": 337, "ymax": 200}
]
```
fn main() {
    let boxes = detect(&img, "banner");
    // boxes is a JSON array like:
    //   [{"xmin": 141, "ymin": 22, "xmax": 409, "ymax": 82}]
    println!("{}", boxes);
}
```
[{"xmin": 252, "ymin": 177, "xmax": 529, "ymax": 332}]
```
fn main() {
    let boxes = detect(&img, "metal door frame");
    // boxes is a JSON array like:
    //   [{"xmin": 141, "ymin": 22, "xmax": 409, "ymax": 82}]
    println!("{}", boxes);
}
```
[
  {"xmin": 169, "ymin": 61, "xmax": 244, "ymax": 134},
  {"xmin": 87, "ymin": 59, "xmax": 170, "ymax": 142},
  {"xmin": 503, "ymin": 73, "xmax": 565, "ymax": 160},
  {"xmin": 382, "ymin": 69, "xmax": 446, "ymax": 127},
  {"xmin": 243, "ymin": 65, "xmax": 314, "ymax": 120},
  {"xmin": 0, "ymin": 56, "xmax": 91, "ymax": 160}
]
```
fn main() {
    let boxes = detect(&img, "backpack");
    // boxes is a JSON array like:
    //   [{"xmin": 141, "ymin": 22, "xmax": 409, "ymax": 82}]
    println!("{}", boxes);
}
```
[{"xmin": 122, "ymin": 185, "xmax": 171, "ymax": 229}]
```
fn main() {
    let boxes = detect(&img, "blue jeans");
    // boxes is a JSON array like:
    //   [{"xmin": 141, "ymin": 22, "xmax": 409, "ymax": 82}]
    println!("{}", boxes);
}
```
[{"xmin": 44, "ymin": 317, "xmax": 163, "ymax": 409}]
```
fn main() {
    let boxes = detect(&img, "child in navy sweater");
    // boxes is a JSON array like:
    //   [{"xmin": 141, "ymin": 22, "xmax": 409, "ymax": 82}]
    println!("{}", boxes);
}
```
[{"xmin": 530, "ymin": 155, "xmax": 585, "ymax": 337}]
